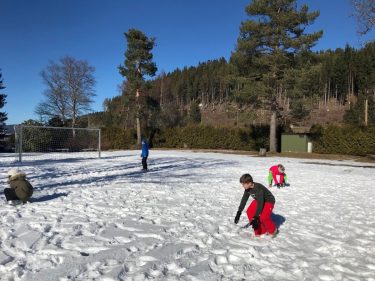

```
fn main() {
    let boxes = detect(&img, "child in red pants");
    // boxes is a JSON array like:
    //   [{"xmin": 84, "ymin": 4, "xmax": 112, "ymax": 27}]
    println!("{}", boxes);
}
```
[{"xmin": 234, "ymin": 174, "xmax": 277, "ymax": 237}]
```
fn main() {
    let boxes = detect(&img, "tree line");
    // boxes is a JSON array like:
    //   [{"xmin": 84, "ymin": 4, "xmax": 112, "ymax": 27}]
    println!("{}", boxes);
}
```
[{"xmin": 100, "ymin": 0, "xmax": 374, "ymax": 151}]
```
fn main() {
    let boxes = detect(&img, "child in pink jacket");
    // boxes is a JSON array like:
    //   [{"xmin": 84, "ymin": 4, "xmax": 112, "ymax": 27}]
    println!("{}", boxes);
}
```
[{"xmin": 268, "ymin": 164, "xmax": 287, "ymax": 188}]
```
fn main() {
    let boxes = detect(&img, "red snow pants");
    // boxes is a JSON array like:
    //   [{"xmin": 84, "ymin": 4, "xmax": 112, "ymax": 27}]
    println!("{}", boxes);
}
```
[{"xmin": 246, "ymin": 200, "xmax": 276, "ymax": 235}]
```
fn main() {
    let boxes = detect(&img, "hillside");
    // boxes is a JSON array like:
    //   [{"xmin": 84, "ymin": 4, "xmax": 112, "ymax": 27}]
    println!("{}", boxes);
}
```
[{"xmin": 200, "ymin": 100, "xmax": 348, "ymax": 128}]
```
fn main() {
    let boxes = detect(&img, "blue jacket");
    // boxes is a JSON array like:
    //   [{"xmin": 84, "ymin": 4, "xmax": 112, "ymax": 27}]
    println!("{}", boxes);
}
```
[{"xmin": 141, "ymin": 141, "xmax": 149, "ymax": 157}]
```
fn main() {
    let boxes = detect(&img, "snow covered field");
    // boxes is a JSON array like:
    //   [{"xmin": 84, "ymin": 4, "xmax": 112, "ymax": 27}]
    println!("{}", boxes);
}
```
[{"xmin": 1, "ymin": 150, "xmax": 375, "ymax": 281}]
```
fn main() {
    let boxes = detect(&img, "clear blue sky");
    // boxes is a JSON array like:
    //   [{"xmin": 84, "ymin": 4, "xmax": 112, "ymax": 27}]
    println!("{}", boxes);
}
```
[{"xmin": 1, "ymin": 0, "xmax": 374, "ymax": 124}]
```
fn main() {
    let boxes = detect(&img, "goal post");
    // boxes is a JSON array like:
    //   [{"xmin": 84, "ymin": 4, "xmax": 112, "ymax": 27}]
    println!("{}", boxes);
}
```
[{"xmin": 14, "ymin": 125, "xmax": 101, "ymax": 162}]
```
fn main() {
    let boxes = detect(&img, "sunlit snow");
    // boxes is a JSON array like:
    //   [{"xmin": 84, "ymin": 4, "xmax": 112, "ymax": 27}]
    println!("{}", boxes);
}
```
[{"xmin": 1, "ymin": 150, "xmax": 374, "ymax": 280}]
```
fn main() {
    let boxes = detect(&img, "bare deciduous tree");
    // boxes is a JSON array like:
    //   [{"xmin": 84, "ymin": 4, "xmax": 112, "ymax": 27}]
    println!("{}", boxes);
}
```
[
  {"xmin": 36, "ymin": 56, "xmax": 96, "ymax": 127},
  {"xmin": 36, "ymin": 63, "xmax": 68, "ymax": 124},
  {"xmin": 351, "ymin": 0, "xmax": 375, "ymax": 35}
]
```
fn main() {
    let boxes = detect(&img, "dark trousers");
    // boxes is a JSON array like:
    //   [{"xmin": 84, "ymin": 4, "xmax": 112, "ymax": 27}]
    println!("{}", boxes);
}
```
[
  {"xmin": 142, "ymin": 157, "xmax": 148, "ymax": 170},
  {"xmin": 4, "ymin": 188, "xmax": 19, "ymax": 201}
]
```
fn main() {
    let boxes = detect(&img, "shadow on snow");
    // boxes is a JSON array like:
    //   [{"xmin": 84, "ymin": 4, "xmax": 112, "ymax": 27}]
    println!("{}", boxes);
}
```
[
  {"xmin": 29, "ymin": 156, "xmax": 237, "ymax": 191},
  {"xmin": 271, "ymin": 213, "xmax": 286, "ymax": 229},
  {"xmin": 30, "ymin": 192, "xmax": 69, "ymax": 203}
]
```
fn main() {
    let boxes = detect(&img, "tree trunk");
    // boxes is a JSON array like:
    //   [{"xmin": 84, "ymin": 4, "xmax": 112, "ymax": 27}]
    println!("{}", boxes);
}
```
[
  {"xmin": 364, "ymin": 99, "xmax": 368, "ymax": 126},
  {"xmin": 124, "ymin": 105, "xmax": 129, "ymax": 130},
  {"xmin": 269, "ymin": 111, "xmax": 277, "ymax": 153},
  {"xmin": 136, "ymin": 115, "xmax": 141, "ymax": 145},
  {"xmin": 324, "ymin": 83, "xmax": 327, "ymax": 107},
  {"xmin": 160, "ymin": 77, "xmax": 164, "ymax": 110}
]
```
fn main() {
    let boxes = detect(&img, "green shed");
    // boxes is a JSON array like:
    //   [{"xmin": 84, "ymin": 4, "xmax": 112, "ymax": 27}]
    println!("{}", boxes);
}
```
[{"xmin": 281, "ymin": 126, "xmax": 313, "ymax": 153}]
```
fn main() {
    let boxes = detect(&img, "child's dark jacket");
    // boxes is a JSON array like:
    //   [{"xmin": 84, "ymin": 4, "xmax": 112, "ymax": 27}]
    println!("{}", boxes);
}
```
[{"xmin": 237, "ymin": 182, "xmax": 275, "ymax": 217}]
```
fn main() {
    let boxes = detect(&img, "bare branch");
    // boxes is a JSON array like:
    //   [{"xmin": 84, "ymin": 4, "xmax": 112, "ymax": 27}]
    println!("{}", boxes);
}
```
[
  {"xmin": 351, "ymin": 0, "xmax": 375, "ymax": 35},
  {"xmin": 37, "ymin": 56, "xmax": 96, "ymax": 126}
]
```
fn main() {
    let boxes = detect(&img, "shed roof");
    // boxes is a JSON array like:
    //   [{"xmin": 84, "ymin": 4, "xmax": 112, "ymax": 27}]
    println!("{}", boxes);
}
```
[{"xmin": 289, "ymin": 125, "xmax": 311, "ymax": 134}]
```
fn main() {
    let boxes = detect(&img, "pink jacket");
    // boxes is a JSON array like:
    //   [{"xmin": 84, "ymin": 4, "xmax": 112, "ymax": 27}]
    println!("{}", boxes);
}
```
[{"xmin": 269, "ymin": 165, "xmax": 284, "ymax": 185}]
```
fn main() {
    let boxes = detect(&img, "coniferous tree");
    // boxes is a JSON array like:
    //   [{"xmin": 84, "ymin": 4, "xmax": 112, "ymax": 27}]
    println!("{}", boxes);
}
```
[
  {"xmin": 188, "ymin": 101, "xmax": 201, "ymax": 124},
  {"xmin": 344, "ymin": 94, "xmax": 375, "ymax": 125},
  {"xmin": 233, "ymin": 0, "xmax": 322, "ymax": 152},
  {"xmin": 119, "ymin": 29, "xmax": 157, "ymax": 145},
  {"xmin": 355, "ymin": 42, "xmax": 375, "ymax": 95},
  {"xmin": 291, "ymin": 100, "xmax": 309, "ymax": 120},
  {"xmin": 102, "ymin": 36, "xmax": 373, "ymax": 133},
  {"xmin": 344, "ymin": 42, "xmax": 375, "ymax": 125},
  {"xmin": 0, "ymin": 69, "xmax": 8, "ymax": 150}
]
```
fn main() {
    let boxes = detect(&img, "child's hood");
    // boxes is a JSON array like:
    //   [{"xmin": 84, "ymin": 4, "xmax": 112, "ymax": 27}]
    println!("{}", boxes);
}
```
[{"xmin": 7, "ymin": 169, "xmax": 27, "ymax": 182}]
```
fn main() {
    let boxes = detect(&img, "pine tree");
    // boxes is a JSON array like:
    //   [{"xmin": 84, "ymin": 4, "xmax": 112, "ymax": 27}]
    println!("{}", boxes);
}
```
[
  {"xmin": 234, "ymin": 0, "xmax": 322, "ymax": 152},
  {"xmin": 0, "ymin": 69, "xmax": 8, "ymax": 151},
  {"xmin": 188, "ymin": 101, "xmax": 201, "ymax": 124},
  {"xmin": 344, "ymin": 42, "xmax": 375, "ymax": 125},
  {"xmin": 119, "ymin": 29, "xmax": 157, "ymax": 145}
]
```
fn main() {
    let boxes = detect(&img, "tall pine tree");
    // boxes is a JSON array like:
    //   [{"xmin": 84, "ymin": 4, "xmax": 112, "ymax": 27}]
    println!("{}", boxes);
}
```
[
  {"xmin": 0, "ymin": 69, "xmax": 8, "ymax": 150},
  {"xmin": 233, "ymin": 0, "xmax": 322, "ymax": 152},
  {"xmin": 119, "ymin": 29, "xmax": 157, "ymax": 145}
]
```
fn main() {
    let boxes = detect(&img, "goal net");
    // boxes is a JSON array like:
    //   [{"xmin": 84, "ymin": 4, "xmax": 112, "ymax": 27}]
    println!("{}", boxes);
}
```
[{"xmin": 14, "ymin": 125, "xmax": 101, "ymax": 162}]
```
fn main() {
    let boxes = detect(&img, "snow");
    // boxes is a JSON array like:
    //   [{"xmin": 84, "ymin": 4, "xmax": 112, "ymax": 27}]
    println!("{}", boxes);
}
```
[{"xmin": 1, "ymin": 150, "xmax": 375, "ymax": 281}]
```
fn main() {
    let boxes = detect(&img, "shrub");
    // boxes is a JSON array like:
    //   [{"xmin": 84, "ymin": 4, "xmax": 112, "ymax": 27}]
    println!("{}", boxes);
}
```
[
  {"xmin": 99, "ymin": 124, "xmax": 375, "ymax": 156},
  {"xmin": 310, "ymin": 124, "xmax": 375, "ymax": 155},
  {"xmin": 101, "ymin": 127, "xmax": 137, "ymax": 150},
  {"xmin": 154, "ymin": 125, "xmax": 255, "ymax": 151}
]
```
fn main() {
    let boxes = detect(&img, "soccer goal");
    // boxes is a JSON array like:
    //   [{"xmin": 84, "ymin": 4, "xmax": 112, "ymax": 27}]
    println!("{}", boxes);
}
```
[{"xmin": 14, "ymin": 125, "xmax": 101, "ymax": 162}]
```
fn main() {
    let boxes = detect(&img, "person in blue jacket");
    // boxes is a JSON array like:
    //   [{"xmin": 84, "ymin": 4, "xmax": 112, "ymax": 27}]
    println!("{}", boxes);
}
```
[{"xmin": 141, "ymin": 139, "xmax": 149, "ymax": 171}]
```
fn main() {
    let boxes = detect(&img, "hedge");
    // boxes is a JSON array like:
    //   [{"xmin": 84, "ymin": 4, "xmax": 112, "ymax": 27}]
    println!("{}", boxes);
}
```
[
  {"xmin": 100, "ymin": 127, "xmax": 137, "ymax": 150},
  {"xmin": 100, "ymin": 125, "xmax": 260, "ymax": 151},
  {"xmin": 154, "ymin": 125, "xmax": 256, "ymax": 150},
  {"xmin": 100, "ymin": 124, "xmax": 375, "ymax": 156},
  {"xmin": 310, "ymin": 125, "xmax": 375, "ymax": 155}
]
